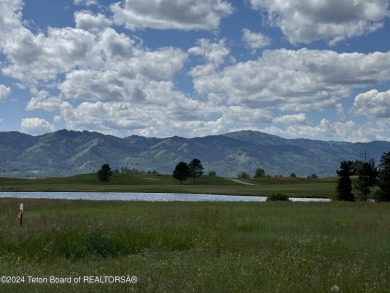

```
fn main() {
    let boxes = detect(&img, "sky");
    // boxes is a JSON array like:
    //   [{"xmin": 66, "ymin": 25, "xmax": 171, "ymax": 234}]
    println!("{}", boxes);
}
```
[{"xmin": 0, "ymin": 0, "xmax": 390, "ymax": 142}]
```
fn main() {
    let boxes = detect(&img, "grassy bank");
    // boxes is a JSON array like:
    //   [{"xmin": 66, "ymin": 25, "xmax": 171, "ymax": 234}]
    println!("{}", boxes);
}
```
[
  {"xmin": 0, "ymin": 174, "xmax": 337, "ymax": 198},
  {"xmin": 1, "ymin": 198, "xmax": 389, "ymax": 292}
]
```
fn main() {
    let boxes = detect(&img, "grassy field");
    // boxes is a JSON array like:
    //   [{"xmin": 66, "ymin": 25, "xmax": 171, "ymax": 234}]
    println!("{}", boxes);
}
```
[
  {"xmin": 0, "ymin": 198, "xmax": 389, "ymax": 292},
  {"xmin": 0, "ymin": 173, "xmax": 338, "ymax": 198}
]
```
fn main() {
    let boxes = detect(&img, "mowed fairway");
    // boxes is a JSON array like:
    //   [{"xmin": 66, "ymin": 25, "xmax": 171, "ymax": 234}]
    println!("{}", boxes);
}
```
[
  {"xmin": 0, "ymin": 199, "xmax": 389, "ymax": 292},
  {"xmin": 0, "ymin": 174, "xmax": 338, "ymax": 198}
]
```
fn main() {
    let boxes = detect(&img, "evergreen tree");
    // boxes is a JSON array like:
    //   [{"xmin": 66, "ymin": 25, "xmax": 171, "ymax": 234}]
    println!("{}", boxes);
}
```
[
  {"xmin": 97, "ymin": 163, "xmax": 113, "ymax": 184},
  {"xmin": 173, "ymin": 161, "xmax": 190, "ymax": 184},
  {"xmin": 336, "ymin": 161, "xmax": 354, "ymax": 201},
  {"xmin": 354, "ymin": 159, "xmax": 377, "ymax": 201},
  {"xmin": 188, "ymin": 158, "xmax": 204, "ymax": 183},
  {"xmin": 377, "ymin": 152, "xmax": 390, "ymax": 201}
]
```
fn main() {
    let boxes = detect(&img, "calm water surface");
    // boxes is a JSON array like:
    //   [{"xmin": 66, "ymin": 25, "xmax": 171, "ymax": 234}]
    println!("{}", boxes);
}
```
[{"xmin": 0, "ymin": 192, "xmax": 330, "ymax": 202}]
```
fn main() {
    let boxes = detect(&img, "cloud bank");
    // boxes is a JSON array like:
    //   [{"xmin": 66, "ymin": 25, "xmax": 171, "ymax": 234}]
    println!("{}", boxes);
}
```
[{"xmin": 0, "ymin": 0, "xmax": 389, "ymax": 141}]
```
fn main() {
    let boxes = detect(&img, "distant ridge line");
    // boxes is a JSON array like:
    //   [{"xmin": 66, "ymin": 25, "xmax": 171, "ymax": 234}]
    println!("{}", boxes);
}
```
[{"xmin": 1, "ymin": 129, "xmax": 389, "ymax": 178}]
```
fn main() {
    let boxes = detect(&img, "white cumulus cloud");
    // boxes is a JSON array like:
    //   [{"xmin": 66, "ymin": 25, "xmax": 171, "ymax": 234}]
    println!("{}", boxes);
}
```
[
  {"xmin": 75, "ymin": 11, "xmax": 112, "ymax": 33},
  {"xmin": 250, "ymin": 0, "xmax": 390, "ymax": 45},
  {"xmin": 111, "ymin": 0, "xmax": 233, "ymax": 31},
  {"xmin": 242, "ymin": 28, "xmax": 271, "ymax": 50},
  {"xmin": 0, "ymin": 84, "xmax": 11, "ymax": 101},
  {"xmin": 26, "ymin": 89, "xmax": 71, "ymax": 111},
  {"xmin": 353, "ymin": 89, "xmax": 390, "ymax": 118},
  {"xmin": 189, "ymin": 38, "xmax": 230, "ymax": 66},
  {"xmin": 74, "ymin": 0, "xmax": 98, "ymax": 6},
  {"xmin": 1, "ymin": 26, "xmax": 99, "ymax": 85},
  {"xmin": 191, "ymin": 48, "xmax": 390, "ymax": 112},
  {"xmin": 273, "ymin": 113, "xmax": 306, "ymax": 124},
  {"xmin": 21, "ymin": 117, "xmax": 54, "ymax": 135}
]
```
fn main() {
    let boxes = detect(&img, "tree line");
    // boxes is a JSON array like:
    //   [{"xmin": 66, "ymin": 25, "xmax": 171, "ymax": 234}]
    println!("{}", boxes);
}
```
[
  {"xmin": 96, "ymin": 151, "xmax": 390, "ymax": 202},
  {"xmin": 96, "ymin": 164, "xmax": 159, "ymax": 184},
  {"xmin": 96, "ymin": 159, "xmax": 205, "ymax": 185},
  {"xmin": 336, "ymin": 151, "xmax": 390, "ymax": 202},
  {"xmin": 238, "ymin": 168, "xmax": 318, "ymax": 179}
]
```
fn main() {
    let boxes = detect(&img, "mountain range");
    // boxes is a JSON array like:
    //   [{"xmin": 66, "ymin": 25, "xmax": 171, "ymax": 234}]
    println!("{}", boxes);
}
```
[{"xmin": 1, "ymin": 129, "xmax": 389, "ymax": 178}]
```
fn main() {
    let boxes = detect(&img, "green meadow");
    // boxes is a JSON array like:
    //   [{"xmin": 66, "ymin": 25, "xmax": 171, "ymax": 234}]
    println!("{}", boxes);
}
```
[
  {"xmin": 0, "ymin": 199, "xmax": 389, "ymax": 292},
  {"xmin": 1, "ymin": 175, "xmax": 388, "ymax": 292},
  {"xmin": 0, "ymin": 173, "xmax": 338, "ymax": 198}
]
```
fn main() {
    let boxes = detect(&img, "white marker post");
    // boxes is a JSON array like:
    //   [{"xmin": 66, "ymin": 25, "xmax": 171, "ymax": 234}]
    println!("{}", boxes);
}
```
[{"xmin": 18, "ymin": 203, "xmax": 24, "ymax": 226}]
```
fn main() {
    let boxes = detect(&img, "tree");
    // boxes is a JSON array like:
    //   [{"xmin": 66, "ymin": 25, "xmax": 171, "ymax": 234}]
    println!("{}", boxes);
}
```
[
  {"xmin": 238, "ymin": 171, "xmax": 251, "ymax": 179},
  {"xmin": 336, "ymin": 161, "xmax": 354, "ymax": 201},
  {"xmin": 354, "ymin": 159, "xmax": 378, "ymax": 201},
  {"xmin": 97, "ymin": 163, "xmax": 113, "ymax": 184},
  {"xmin": 307, "ymin": 173, "xmax": 318, "ymax": 179},
  {"xmin": 188, "ymin": 158, "xmax": 204, "ymax": 183},
  {"xmin": 289, "ymin": 173, "xmax": 297, "ymax": 178},
  {"xmin": 173, "ymin": 161, "xmax": 190, "ymax": 184},
  {"xmin": 376, "ymin": 152, "xmax": 390, "ymax": 201},
  {"xmin": 208, "ymin": 170, "xmax": 217, "ymax": 177},
  {"xmin": 254, "ymin": 168, "xmax": 265, "ymax": 178},
  {"xmin": 352, "ymin": 160, "xmax": 364, "ymax": 175}
]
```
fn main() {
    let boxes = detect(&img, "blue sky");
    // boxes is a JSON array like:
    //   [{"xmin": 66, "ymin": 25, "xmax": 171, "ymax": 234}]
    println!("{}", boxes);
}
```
[{"xmin": 1, "ymin": 0, "xmax": 390, "ymax": 142}]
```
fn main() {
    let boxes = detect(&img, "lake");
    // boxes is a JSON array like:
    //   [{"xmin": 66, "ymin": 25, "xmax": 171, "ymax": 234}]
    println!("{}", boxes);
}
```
[{"xmin": 0, "ymin": 192, "xmax": 331, "ymax": 202}]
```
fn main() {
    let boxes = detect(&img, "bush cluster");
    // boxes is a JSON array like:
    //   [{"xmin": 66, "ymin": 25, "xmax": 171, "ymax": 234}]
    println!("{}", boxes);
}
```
[{"xmin": 267, "ymin": 193, "xmax": 289, "ymax": 201}]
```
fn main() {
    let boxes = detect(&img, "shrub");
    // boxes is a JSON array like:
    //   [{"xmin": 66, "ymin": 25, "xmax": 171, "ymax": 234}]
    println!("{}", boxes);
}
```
[
  {"xmin": 374, "ymin": 190, "xmax": 390, "ymax": 202},
  {"xmin": 267, "ymin": 193, "xmax": 289, "ymax": 201}
]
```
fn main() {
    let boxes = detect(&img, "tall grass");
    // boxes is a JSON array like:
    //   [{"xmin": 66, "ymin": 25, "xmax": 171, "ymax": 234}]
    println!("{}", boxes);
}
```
[{"xmin": 0, "ymin": 198, "xmax": 389, "ymax": 292}]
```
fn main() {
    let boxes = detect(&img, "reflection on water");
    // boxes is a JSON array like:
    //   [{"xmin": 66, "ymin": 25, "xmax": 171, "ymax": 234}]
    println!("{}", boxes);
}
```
[{"xmin": 0, "ymin": 192, "xmax": 330, "ymax": 202}]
